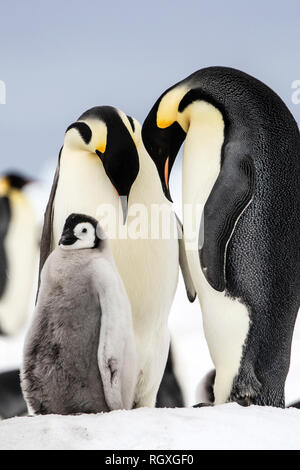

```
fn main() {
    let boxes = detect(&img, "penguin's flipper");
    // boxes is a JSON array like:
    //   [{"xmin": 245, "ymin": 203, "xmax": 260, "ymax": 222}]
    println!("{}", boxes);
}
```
[
  {"xmin": 36, "ymin": 150, "xmax": 62, "ymax": 300},
  {"xmin": 0, "ymin": 196, "xmax": 11, "ymax": 298},
  {"xmin": 176, "ymin": 214, "xmax": 196, "ymax": 302},
  {"xmin": 95, "ymin": 259, "xmax": 137, "ymax": 411},
  {"xmin": 200, "ymin": 154, "xmax": 255, "ymax": 291}
]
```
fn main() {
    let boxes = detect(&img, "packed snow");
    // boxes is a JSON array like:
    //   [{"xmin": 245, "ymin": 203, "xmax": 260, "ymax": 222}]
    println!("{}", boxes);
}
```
[
  {"xmin": 0, "ymin": 161, "xmax": 300, "ymax": 450},
  {"xmin": 1, "ymin": 404, "xmax": 300, "ymax": 450}
]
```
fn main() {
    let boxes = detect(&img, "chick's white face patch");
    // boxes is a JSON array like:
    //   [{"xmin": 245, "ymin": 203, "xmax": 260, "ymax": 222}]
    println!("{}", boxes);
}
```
[{"xmin": 61, "ymin": 222, "xmax": 97, "ymax": 250}]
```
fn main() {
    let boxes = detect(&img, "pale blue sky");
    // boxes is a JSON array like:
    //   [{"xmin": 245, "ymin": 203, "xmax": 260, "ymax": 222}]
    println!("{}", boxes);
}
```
[{"xmin": 0, "ymin": 0, "xmax": 299, "ymax": 176}]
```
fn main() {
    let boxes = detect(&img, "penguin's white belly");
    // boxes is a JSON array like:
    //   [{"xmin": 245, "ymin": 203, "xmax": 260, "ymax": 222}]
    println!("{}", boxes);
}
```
[
  {"xmin": 181, "ymin": 104, "xmax": 250, "ymax": 404},
  {"xmin": 186, "ymin": 247, "xmax": 250, "ymax": 403},
  {"xmin": 111, "ymin": 235, "xmax": 178, "ymax": 403},
  {"xmin": 0, "ymin": 194, "xmax": 37, "ymax": 335},
  {"xmin": 52, "ymin": 152, "xmax": 110, "ymax": 245},
  {"xmin": 53, "ymin": 151, "xmax": 179, "ymax": 399}
]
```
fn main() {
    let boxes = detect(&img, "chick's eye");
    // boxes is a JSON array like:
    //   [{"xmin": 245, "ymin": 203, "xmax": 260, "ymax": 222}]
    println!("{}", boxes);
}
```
[{"xmin": 82, "ymin": 228, "xmax": 87, "ymax": 233}]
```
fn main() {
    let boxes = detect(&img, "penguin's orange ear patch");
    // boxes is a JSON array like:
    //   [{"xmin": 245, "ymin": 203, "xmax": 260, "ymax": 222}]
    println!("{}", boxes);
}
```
[
  {"xmin": 96, "ymin": 142, "xmax": 106, "ymax": 154},
  {"xmin": 157, "ymin": 119, "xmax": 174, "ymax": 129},
  {"xmin": 164, "ymin": 157, "xmax": 169, "ymax": 190}
]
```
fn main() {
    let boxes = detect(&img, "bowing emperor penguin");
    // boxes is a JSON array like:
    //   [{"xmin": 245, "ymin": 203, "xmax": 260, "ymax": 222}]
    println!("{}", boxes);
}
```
[
  {"xmin": 0, "ymin": 173, "xmax": 38, "ymax": 336},
  {"xmin": 142, "ymin": 66, "xmax": 300, "ymax": 407},
  {"xmin": 38, "ymin": 106, "xmax": 195, "ymax": 408},
  {"xmin": 22, "ymin": 213, "xmax": 137, "ymax": 415}
]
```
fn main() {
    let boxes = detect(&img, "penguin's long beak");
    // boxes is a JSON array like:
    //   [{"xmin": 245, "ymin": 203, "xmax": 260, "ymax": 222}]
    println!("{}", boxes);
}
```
[
  {"xmin": 158, "ymin": 156, "xmax": 173, "ymax": 202},
  {"xmin": 120, "ymin": 195, "xmax": 128, "ymax": 225},
  {"xmin": 148, "ymin": 155, "xmax": 173, "ymax": 202},
  {"xmin": 23, "ymin": 177, "xmax": 37, "ymax": 186},
  {"xmin": 142, "ymin": 111, "xmax": 186, "ymax": 203}
]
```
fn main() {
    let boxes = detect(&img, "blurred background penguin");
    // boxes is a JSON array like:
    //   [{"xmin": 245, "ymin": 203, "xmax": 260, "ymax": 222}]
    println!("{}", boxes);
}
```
[
  {"xmin": 0, "ymin": 171, "xmax": 40, "ymax": 419},
  {"xmin": 0, "ymin": 172, "xmax": 39, "ymax": 336}
]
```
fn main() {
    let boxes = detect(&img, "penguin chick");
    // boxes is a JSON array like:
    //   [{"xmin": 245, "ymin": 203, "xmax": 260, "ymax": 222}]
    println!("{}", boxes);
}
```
[{"xmin": 21, "ymin": 213, "xmax": 137, "ymax": 415}]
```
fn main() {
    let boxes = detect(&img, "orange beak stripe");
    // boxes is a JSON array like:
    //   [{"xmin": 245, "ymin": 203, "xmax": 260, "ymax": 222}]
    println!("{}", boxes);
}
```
[{"xmin": 164, "ymin": 157, "xmax": 169, "ymax": 190}]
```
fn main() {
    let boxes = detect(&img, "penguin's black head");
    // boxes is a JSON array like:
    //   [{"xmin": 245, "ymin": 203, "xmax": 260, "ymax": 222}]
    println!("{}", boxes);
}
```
[
  {"xmin": 142, "ymin": 86, "xmax": 189, "ymax": 202},
  {"xmin": 59, "ymin": 213, "xmax": 106, "ymax": 250},
  {"xmin": 0, "ymin": 172, "xmax": 34, "ymax": 193},
  {"xmin": 142, "ymin": 109, "xmax": 185, "ymax": 202},
  {"xmin": 64, "ymin": 106, "xmax": 140, "ymax": 223}
]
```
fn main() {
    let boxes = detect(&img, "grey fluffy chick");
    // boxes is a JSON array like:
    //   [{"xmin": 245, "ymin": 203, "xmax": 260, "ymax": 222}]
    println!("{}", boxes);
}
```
[{"xmin": 21, "ymin": 213, "xmax": 137, "ymax": 415}]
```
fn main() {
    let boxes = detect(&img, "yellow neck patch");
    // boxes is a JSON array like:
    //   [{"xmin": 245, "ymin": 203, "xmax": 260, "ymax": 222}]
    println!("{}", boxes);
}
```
[
  {"xmin": 0, "ymin": 178, "xmax": 10, "ymax": 196},
  {"xmin": 156, "ymin": 84, "xmax": 190, "ymax": 129}
]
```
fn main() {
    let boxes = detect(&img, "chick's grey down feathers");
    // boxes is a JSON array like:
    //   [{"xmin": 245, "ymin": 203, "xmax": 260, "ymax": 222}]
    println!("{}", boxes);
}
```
[{"xmin": 21, "ymin": 232, "xmax": 137, "ymax": 415}]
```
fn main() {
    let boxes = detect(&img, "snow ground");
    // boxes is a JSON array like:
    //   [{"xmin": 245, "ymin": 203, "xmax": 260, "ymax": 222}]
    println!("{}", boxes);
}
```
[
  {"xmin": 1, "ymin": 404, "xmax": 300, "ymax": 450},
  {"xmin": 0, "ymin": 161, "xmax": 300, "ymax": 450}
]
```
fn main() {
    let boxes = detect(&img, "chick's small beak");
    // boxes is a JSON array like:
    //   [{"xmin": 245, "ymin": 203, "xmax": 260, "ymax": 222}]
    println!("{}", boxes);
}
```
[
  {"xmin": 59, "ymin": 235, "xmax": 73, "ymax": 245},
  {"xmin": 59, "ymin": 229, "xmax": 77, "ymax": 246}
]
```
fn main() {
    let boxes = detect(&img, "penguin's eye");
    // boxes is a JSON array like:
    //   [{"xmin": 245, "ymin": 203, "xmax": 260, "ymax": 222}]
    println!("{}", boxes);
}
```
[{"xmin": 82, "ymin": 228, "xmax": 87, "ymax": 233}]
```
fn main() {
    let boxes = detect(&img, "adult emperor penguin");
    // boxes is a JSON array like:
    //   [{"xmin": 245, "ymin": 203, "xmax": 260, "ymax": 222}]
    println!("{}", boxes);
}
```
[
  {"xmin": 142, "ymin": 66, "xmax": 300, "ymax": 407},
  {"xmin": 0, "ymin": 173, "xmax": 38, "ymax": 335},
  {"xmin": 22, "ymin": 214, "xmax": 137, "ymax": 414},
  {"xmin": 38, "ymin": 106, "xmax": 195, "ymax": 408}
]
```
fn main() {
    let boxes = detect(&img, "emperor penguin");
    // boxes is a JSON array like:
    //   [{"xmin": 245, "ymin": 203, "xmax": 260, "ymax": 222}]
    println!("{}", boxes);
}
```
[
  {"xmin": 0, "ymin": 173, "xmax": 38, "ymax": 336},
  {"xmin": 22, "ymin": 213, "xmax": 137, "ymax": 415},
  {"xmin": 142, "ymin": 67, "xmax": 300, "ymax": 407},
  {"xmin": 38, "ymin": 106, "xmax": 195, "ymax": 408}
]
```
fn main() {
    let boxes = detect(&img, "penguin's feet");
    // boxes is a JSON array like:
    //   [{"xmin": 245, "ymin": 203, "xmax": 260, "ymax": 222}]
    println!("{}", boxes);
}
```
[
  {"xmin": 230, "ymin": 390, "xmax": 257, "ymax": 407},
  {"xmin": 232, "ymin": 396, "xmax": 253, "ymax": 407},
  {"xmin": 229, "ymin": 370, "xmax": 262, "ymax": 407},
  {"xmin": 192, "ymin": 402, "xmax": 213, "ymax": 408}
]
